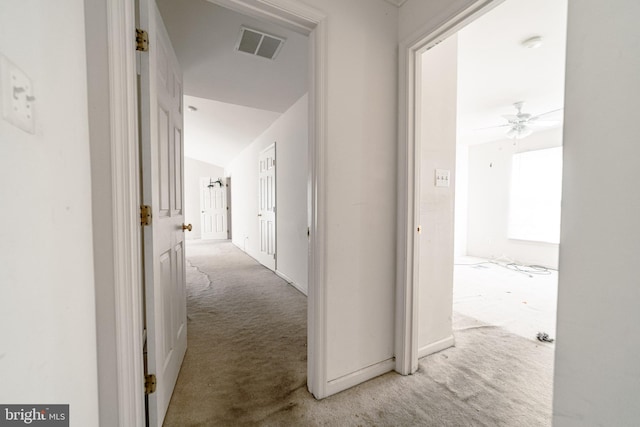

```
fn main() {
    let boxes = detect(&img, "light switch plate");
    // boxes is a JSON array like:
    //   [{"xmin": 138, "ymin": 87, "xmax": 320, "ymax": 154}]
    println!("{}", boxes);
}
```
[
  {"xmin": 435, "ymin": 169, "xmax": 450, "ymax": 187},
  {"xmin": 1, "ymin": 54, "xmax": 35, "ymax": 134}
]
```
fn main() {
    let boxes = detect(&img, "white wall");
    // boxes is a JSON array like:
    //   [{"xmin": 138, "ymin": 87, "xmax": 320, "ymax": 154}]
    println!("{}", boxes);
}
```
[
  {"xmin": 0, "ymin": 1, "xmax": 100, "ymax": 424},
  {"xmin": 553, "ymin": 1, "xmax": 640, "ymax": 425},
  {"xmin": 227, "ymin": 94, "xmax": 309, "ymax": 293},
  {"xmin": 184, "ymin": 157, "xmax": 225, "ymax": 240},
  {"xmin": 466, "ymin": 128, "xmax": 562, "ymax": 268},
  {"xmin": 303, "ymin": 0, "xmax": 398, "ymax": 385},
  {"xmin": 417, "ymin": 34, "xmax": 458, "ymax": 357}
]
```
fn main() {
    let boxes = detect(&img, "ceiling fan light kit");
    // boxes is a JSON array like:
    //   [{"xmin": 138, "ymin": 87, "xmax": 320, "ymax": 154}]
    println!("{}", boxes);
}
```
[
  {"xmin": 506, "ymin": 124, "xmax": 533, "ymax": 139},
  {"xmin": 501, "ymin": 101, "xmax": 560, "ymax": 140}
]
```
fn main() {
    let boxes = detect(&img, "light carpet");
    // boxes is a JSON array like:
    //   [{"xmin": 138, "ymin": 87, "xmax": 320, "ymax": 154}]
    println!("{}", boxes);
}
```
[{"xmin": 163, "ymin": 240, "xmax": 554, "ymax": 426}]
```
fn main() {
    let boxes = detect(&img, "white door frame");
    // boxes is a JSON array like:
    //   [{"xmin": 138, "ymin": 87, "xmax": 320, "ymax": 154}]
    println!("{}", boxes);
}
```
[
  {"xmin": 103, "ymin": 0, "xmax": 329, "ymax": 422},
  {"xmin": 395, "ymin": 0, "xmax": 504, "ymax": 375}
]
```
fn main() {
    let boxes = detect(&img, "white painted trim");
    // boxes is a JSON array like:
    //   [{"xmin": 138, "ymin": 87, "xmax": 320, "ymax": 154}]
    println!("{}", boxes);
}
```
[
  {"xmin": 106, "ymin": 0, "xmax": 145, "ymax": 425},
  {"xmin": 275, "ymin": 270, "xmax": 307, "ymax": 296},
  {"xmin": 307, "ymin": 17, "xmax": 328, "ymax": 400},
  {"xmin": 395, "ymin": 0, "xmax": 504, "ymax": 377},
  {"xmin": 417, "ymin": 335, "xmax": 455, "ymax": 359},
  {"xmin": 326, "ymin": 358, "xmax": 396, "ymax": 397}
]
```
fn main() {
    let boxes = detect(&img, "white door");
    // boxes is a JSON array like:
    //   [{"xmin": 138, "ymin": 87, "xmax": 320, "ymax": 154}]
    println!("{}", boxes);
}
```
[
  {"xmin": 257, "ymin": 144, "xmax": 276, "ymax": 270},
  {"xmin": 201, "ymin": 177, "xmax": 228, "ymax": 240},
  {"xmin": 138, "ymin": 1, "xmax": 187, "ymax": 425}
]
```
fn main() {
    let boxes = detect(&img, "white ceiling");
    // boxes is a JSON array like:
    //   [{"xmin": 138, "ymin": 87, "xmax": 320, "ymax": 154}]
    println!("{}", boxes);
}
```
[
  {"xmin": 183, "ymin": 95, "xmax": 281, "ymax": 166},
  {"xmin": 456, "ymin": 0, "xmax": 568, "ymax": 145},
  {"xmin": 157, "ymin": 0, "xmax": 308, "ymax": 113}
]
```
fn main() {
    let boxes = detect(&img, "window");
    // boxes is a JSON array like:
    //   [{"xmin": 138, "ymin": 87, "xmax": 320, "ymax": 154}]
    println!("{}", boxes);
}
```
[{"xmin": 508, "ymin": 147, "xmax": 563, "ymax": 244}]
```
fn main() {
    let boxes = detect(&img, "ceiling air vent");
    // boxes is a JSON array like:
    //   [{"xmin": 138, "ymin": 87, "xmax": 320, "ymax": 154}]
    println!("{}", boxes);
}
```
[{"xmin": 235, "ymin": 27, "xmax": 285, "ymax": 60}]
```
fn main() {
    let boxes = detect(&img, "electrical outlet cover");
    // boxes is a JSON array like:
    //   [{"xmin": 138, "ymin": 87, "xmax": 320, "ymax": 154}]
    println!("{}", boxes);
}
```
[{"xmin": 1, "ymin": 54, "xmax": 35, "ymax": 134}]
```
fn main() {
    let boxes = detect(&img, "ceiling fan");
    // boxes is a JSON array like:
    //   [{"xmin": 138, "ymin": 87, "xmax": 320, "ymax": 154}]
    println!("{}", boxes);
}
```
[{"xmin": 486, "ymin": 102, "xmax": 563, "ymax": 139}]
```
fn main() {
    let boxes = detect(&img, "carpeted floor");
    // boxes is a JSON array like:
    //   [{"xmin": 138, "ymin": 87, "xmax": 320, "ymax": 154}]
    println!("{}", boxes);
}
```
[{"xmin": 163, "ymin": 240, "xmax": 554, "ymax": 426}]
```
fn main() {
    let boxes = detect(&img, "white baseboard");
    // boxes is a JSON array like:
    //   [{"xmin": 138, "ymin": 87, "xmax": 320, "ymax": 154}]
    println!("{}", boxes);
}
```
[
  {"xmin": 275, "ymin": 270, "xmax": 308, "ymax": 296},
  {"xmin": 418, "ymin": 335, "xmax": 455, "ymax": 359},
  {"xmin": 326, "ymin": 358, "xmax": 395, "ymax": 397}
]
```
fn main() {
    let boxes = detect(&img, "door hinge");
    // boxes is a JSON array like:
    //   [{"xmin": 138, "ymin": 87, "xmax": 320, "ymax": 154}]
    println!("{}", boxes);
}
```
[
  {"xmin": 136, "ymin": 29, "xmax": 149, "ymax": 52},
  {"xmin": 141, "ymin": 205, "xmax": 152, "ymax": 226},
  {"xmin": 417, "ymin": 226, "xmax": 422, "ymax": 234},
  {"xmin": 144, "ymin": 374, "xmax": 157, "ymax": 395}
]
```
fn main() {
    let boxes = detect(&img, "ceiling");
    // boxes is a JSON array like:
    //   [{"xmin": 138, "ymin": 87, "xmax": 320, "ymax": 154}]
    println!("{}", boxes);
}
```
[
  {"xmin": 158, "ymin": 0, "xmax": 567, "ymax": 167},
  {"xmin": 456, "ymin": 0, "xmax": 568, "ymax": 145},
  {"xmin": 157, "ymin": 0, "xmax": 308, "ymax": 167},
  {"xmin": 157, "ymin": 0, "xmax": 308, "ymax": 113},
  {"xmin": 183, "ymin": 95, "xmax": 281, "ymax": 166}
]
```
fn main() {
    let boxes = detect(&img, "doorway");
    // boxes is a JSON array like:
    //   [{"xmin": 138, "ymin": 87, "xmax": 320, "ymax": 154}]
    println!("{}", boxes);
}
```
[
  {"xmin": 100, "ymin": 0, "xmax": 328, "ymax": 423},
  {"xmin": 397, "ymin": 0, "xmax": 566, "ymax": 375},
  {"xmin": 137, "ymin": 0, "xmax": 328, "ymax": 424}
]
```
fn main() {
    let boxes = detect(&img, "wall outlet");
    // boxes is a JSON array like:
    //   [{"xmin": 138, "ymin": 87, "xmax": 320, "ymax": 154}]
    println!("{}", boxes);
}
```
[
  {"xmin": 1, "ymin": 54, "xmax": 35, "ymax": 134},
  {"xmin": 435, "ymin": 169, "xmax": 450, "ymax": 187}
]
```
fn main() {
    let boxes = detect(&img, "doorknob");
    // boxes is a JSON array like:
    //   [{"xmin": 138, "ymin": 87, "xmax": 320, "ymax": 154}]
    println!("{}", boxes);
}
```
[
  {"xmin": 258, "ymin": 214, "xmax": 262, "ymax": 217},
  {"xmin": 182, "ymin": 224, "xmax": 192, "ymax": 232}
]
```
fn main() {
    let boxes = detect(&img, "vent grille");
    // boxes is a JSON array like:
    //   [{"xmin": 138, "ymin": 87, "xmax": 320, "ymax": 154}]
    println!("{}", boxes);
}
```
[{"xmin": 235, "ymin": 27, "xmax": 285, "ymax": 60}]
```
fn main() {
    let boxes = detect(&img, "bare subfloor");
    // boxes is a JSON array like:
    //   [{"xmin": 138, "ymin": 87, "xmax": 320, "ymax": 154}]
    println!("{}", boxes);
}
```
[{"xmin": 163, "ymin": 240, "xmax": 553, "ymax": 426}]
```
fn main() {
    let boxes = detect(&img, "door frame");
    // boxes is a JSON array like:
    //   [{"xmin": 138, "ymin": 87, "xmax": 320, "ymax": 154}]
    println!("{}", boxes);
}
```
[
  {"xmin": 103, "ymin": 0, "xmax": 329, "ymax": 422},
  {"xmin": 395, "ymin": 0, "xmax": 504, "ymax": 375}
]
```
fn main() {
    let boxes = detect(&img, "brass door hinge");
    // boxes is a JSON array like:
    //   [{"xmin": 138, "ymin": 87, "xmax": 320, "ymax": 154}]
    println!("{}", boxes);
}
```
[
  {"xmin": 141, "ymin": 205, "xmax": 152, "ymax": 226},
  {"xmin": 145, "ymin": 374, "xmax": 156, "ymax": 395},
  {"xmin": 136, "ymin": 29, "xmax": 149, "ymax": 52}
]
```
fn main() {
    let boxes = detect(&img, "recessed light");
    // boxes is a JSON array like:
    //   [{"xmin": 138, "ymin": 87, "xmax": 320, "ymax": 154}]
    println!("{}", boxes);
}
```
[
  {"xmin": 187, "ymin": 105, "xmax": 197, "ymax": 112},
  {"xmin": 521, "ymin": 36, "xmax": 543, "ymax": 49}
]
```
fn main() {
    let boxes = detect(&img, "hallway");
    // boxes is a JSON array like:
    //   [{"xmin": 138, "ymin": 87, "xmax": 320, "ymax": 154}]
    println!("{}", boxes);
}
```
[{"xmin": 163, "ymin": 240, "xmax": 307, "ymax": 425}]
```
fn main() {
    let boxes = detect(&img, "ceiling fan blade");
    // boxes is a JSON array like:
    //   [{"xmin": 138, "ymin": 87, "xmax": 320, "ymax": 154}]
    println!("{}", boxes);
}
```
[
  {"xmin": 529, "ymin": 119, "xmax": 561, "ymax": 127},
  {"xmin": 472, "ymin": 123, "xmax": 512, "ymax": 131},
  {"xmin": 530, "ymin": 108, "xmax": 564, "ymax": 121}
]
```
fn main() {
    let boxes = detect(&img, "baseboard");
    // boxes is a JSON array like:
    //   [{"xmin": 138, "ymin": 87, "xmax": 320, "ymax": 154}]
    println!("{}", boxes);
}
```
[
  {"xmin": 275, "ymin": 270, "xmax": 308, "ymax": 296},
  {"xmin": 325, "ymin": 358, "xmax": 395, "ymax": 397},
  {"xmin": 418, "ymin": 335, "xmax": 455, "ymax": 359}
]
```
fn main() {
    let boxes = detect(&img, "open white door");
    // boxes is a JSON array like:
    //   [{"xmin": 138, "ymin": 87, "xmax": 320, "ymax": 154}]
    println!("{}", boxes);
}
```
[
  {"xmin": 201, "ymin": 177, "xmax": 228, "ymax": 240},
  {"xmin": 257, "ymin": 144, "xmax": 276, "ymax": 270},
  {"xmin": 138, "ymin": 1, "xmax": 187, "ymax": 425}
]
